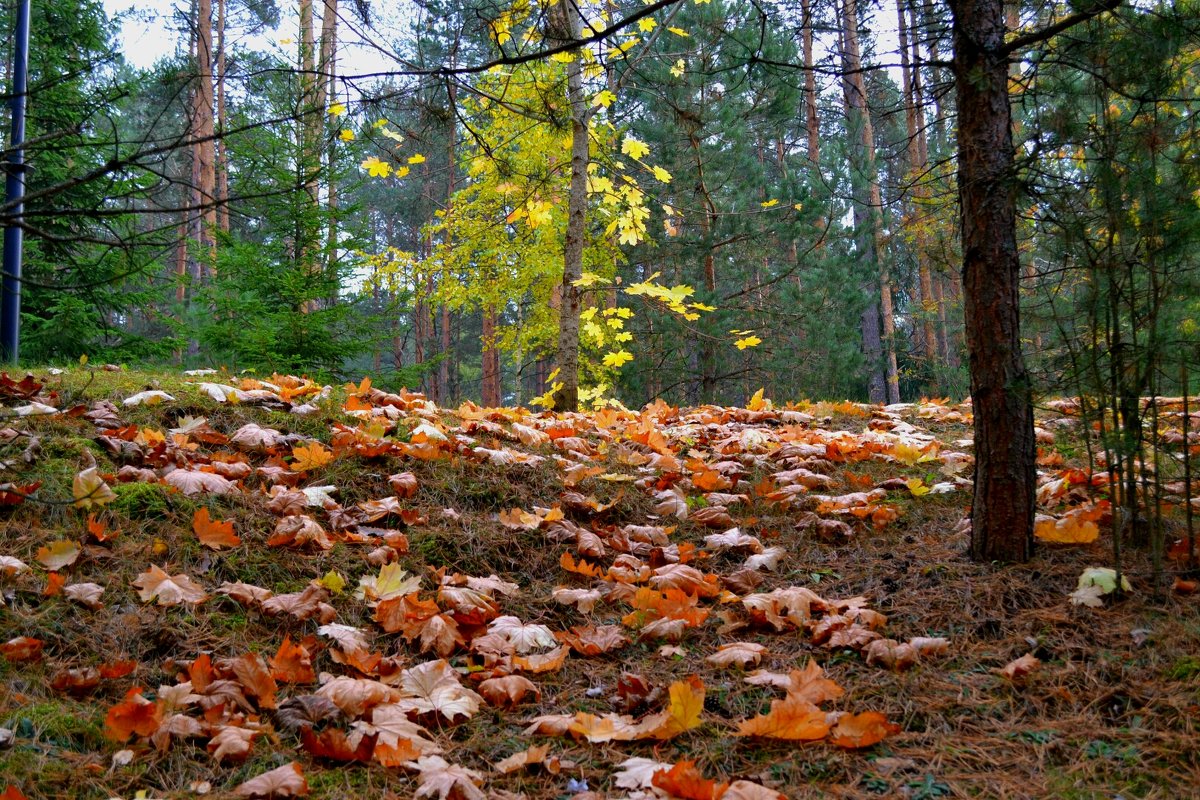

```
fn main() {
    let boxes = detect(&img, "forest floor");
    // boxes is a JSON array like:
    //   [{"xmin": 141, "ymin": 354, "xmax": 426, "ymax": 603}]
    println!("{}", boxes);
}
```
[{"xmin": 0, "ymin": 368, "xmax": 1196, "ymax": 800}]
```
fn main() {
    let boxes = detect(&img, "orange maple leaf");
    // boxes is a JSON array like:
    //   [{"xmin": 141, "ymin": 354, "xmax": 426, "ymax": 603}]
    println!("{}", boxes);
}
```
[
  {"xmin": 651, "ymin": 760, "xmax": 729, "ymax": 800},
  {"xmin": 736, "ymin": 694, "xmax": 830, "ymax": 740},
  {"xmin": 104, "ymin": 687, "xmax": 162, "ymax": 741},
  {"xmin": 829, "ymin": 710, "xmax": 899, "ymax": 749},
  {"xmin": 193, "ymin": 507, "xmax": 241, "ymax": 550},
  {"xmin": 270, "ymin": 635, "xmax": 315, "ymax": 684}
]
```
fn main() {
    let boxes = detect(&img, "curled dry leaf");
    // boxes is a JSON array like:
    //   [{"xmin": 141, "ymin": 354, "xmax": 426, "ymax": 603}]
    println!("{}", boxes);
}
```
[
  {"xmin": 705, "ymin": 642, "xmax": 767, "ymax": 669},
  {"xmin": 736, "ymin": 694, "xmax": 829, "ymax": 740},
  {"xmin": 63, "ymin": 582, "xmax": 104, "ymax": 609},
  {"xmin": 489, "ymin": 616, "xmax": 558, "ymax": 653},
  {"xmin": 557, "ymin": 625, "xmax": 628, "ymax": 656},
  {"xmin": 494, "ymin": 744, "xmax": 550, "ymax": 774},
  {"xmin": 479, "ymin": 675, "xmax": 540, "ymax": 707},
  {"xmin": 234, "ymin": 761, "xmax": 308, "ymax": 798},
  {"xmin": 267, "ymin": 515, "xmax": 333, "ymax": 550},
  {"xmin": 405, "ymin": 755, "xmax": 486, "ymax": 800},
  {"xmin": 133, "ymin": 565, "xmax": 208, "ymax": 606},
  {"xmin": 999, "ymin": 653, "xmax": 1041, "ymax": 681},
  {"xmin": 316, "ymin": 676, "xmax": 399, "ymax": 716},
  {"xmin": 829, "ymin": 710, "xmax": 899, "ymax": 749},
  {"xmin": 275, "ymin": 695, "xmax": 342, "ymax": 731},
  {"xmin": 104, "ymin": 687, "xmax": 162, "ymax": 741},
  {"xmin": 2, "ymin": 638, "xmax": 45, "ymax": 662},
  {"xmin": 36, "ymin": 540, "xmax": 81, "ymax": 571},
  {"xmin": 208, "ymin": 725, "xmax": 258, "ymax": 763},
  {"xmin": 164, "ymin": 469, "xmax": 236, "ymax": 496},
  {"xmin": 397, "ymin": 659, "xmax": 483, "ymax": 722},
  {"xmin": 230, "ymin": 423, "xmax": 286, "ymax": 452},
  {"xmin": 73, "ymin": 467, "xmax": 117, "ymax": 509},
  {"xmin": 651, "ymin": 760, "xmax": 728, "ymax": 800},
  {"xmin": 552, "ymin": 586, "xmax": 602, "ymax": 614},
  {"xmin": 724, "ymin": 781, "xmax": 787, "ymax": 800}
]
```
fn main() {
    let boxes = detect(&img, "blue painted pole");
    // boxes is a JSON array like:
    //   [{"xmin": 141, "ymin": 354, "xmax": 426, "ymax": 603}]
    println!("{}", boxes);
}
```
[{"xmin": 1, "ymin": 0, "xmax": 31, "ymax": 364}]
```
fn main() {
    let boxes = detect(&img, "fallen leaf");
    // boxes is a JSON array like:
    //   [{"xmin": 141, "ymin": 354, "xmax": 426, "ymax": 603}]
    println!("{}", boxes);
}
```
[
  {"xmin": 234, "ymin": 761, "xmax": 308, "ymax": 798},
  {"xmin": 999, "ymin": 653, "xmax": 1040, "ymax": 681},
  {"xmin": 705, "ymin": 642, "xmax": 767, "ymax": 669},
  {"xmin": 405, "ymin": 755, "xmax": 485, "ymax": 800},
  {"xmin": 73, "ymin": 467, "xmax": 117, "ymax": 508},
  {"xmin": 829, "ymin": 710, "xmax": 899, "ymax": 749},
  {"xmin": 193, "ymin": 507, "xmax": 240, "ymax": 550},
  {"xmin": 133, "ymin": 565, "xmax": 208, "ymax": 606},
  {"xmin": 36, "ymin": 540, "xmax": 80, "ymax": 570}
]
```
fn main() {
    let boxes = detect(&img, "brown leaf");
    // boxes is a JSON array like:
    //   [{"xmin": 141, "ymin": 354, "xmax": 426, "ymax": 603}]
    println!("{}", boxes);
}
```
[
  {"xmin": 234, "ymin": 761, "xmax": 308, "ymax": 798},
  {"xmin": 478, "ymin": 676, "xmax": 540, "ymax": 707},
  {"xmin": 405, "ymin": 755, "xmax": 485, "ymax": 800},
  {"xmin": 133, "ymin": 565, "xmax": 208, "ymax": 606},
  {"xmin": 164, "ymin": 469, "xmax": 236, "ymax": 496},
  {"xmin": 999, "ymin": 653, "xmax": 1040, "ymax": 681},
  {"xmin": 208, "ymin": 725, "xmax": 258, "ymax": 763},
  {"xmin": 36, "ymin": 540, "xmax": 80, "ymax": 570},
  {"xmin": 705, "ymin": 642, "xmax": 767, "ymax": 669}
]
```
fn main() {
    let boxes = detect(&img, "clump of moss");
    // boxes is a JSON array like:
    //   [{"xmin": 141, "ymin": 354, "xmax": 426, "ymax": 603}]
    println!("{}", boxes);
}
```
[{"xmin": 111, "ymin": 481, "xmax": 177, "ymax": 518}]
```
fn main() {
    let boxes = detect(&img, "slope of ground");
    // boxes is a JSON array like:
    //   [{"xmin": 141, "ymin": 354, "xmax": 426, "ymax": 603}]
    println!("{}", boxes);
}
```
[{"xmin": 0, "ymin": 368, "xmax": 1196, "ymax": 800}]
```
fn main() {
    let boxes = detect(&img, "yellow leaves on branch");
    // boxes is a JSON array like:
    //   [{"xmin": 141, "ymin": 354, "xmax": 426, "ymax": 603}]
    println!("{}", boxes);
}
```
[
  {"xmin": 621, "ymin": 136, "xmax": 650, "ymax": 160},
  {"xmin": 361, "ymin": 156, "xmax": 392, "ymax": 178}
]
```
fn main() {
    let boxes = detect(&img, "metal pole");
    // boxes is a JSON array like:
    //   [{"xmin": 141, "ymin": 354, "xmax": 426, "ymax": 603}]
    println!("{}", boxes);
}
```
[{"xmin": 1, "ymin": 0, "xmax": 31, "ymax": 364}]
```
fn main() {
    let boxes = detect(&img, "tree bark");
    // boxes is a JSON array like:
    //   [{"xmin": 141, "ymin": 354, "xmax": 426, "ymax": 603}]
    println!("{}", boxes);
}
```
[
  {"xmin": 898, "ymin": 0, "xmax": 938, "ymax": 371},
  {"xmin": 549, "ymin": 0, "xmax": 587, "ymax": 412},
  {"xmin": 482, "ymin": 307, "xmax": 501, "ymax": 407},
  {"xmin": 840, "ymin": 0, "xmax": 899, "ymax": 404},
  {"xmin": 215, "ymin": 0, "xmax": 229, "ymax": 234},
  {"xmin": 950, "ymin": 0, "xmax": 1035, "ymax": 562},
  {"xmin": 196, "ymin": 0, "xmax": 217, "ymax": 272}
]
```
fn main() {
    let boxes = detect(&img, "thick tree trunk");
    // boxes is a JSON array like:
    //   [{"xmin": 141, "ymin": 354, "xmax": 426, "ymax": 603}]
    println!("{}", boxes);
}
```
[
  {"xmin": 950, "ymin": 0, "xmax": 1035, "ymax": 562},
  {"xmin": 549, "ymin": 0, "xmax": 587, "ymax": 412}
]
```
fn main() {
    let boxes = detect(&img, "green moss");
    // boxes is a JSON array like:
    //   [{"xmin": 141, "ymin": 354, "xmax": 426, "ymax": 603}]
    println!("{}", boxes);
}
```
[
  {"xmin": 8, "ymin": 701, "xmax": 105, "ymax": 751},
  {"xmin": 1163, "ymin": 656, "xmax": 1200, "ymax": 681},
  {"xmin": 111, "ymin": 481, "xmax": 178, "ymax": 518}
]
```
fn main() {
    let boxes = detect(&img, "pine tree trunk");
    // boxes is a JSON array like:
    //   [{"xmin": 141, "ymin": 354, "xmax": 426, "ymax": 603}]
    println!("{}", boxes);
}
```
[
  {"xmin": 196, "ymin": 0, "xmax": 217, "ymax": 271},
  {"xmin": 802, "ymin": 0, "xmax": 820, "ymax": 167},
  {"xmin": 898, "ymin": 0, "xmax": 938, "ymax": 373},
  {"xmin": 549, "ymin": 0, "xmax": 587, "ymax": 412},
  {"xmin": 215, "ymin": 0, "xmax": 229, "ymax": 234},
  {"xmin": 841, "ymin": 0, "xmax": 900, "ymax": 404},
  {"xmin": 950, "ymin": 0, "xmax": 1035, "ymax": 562}
]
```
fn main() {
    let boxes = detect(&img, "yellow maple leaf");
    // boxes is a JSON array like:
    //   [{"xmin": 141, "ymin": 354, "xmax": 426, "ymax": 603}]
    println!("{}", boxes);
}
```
[
  {"xmin": 621, "ymin": 136, "xmax": 650, "ymax": 160},
  {"xmin": 361, "ymin": 156, "xmax": 392, "ymax": 178},
  {"xmin": 290, "ymin": 442, "xmax": 333, "ymax": 472},
  {"xmin": 592, "ymin": 90, "xmax": 617, "ymax": 109},
  {"xmin": 603, "ymin": 350, "xmax": 634, "ymax": 368},
  {"xmin": 735, "ymin": 335, "xmax": 762, "ymax": 350}
]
